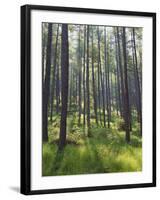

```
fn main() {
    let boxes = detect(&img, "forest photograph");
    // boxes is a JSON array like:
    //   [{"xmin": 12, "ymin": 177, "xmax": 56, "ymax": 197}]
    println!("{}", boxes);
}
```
[{"xmin": 42, "ymin": 22, "xmax": 142, "ymax": 176}]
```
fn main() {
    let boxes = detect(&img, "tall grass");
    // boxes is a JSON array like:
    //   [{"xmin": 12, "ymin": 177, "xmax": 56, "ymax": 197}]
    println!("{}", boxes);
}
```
[{"xmin": 42, "ymin": 113, "xmax": 142, "ymax": 176}]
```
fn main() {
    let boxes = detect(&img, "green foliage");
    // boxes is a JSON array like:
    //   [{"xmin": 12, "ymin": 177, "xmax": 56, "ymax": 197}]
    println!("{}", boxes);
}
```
[
  {"xmin": 117, "ymin": 118, "xmax": 126, "ymax": 131},
  {"xmin": 42, "ymin": 114, "xmax": 142, "ymax": 176}
]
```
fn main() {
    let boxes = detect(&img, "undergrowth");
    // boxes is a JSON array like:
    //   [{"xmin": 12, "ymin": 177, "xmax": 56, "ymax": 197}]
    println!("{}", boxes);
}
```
[{"xmin": 42, "ymin": 113, "xmax": 142, "ymax": 176}]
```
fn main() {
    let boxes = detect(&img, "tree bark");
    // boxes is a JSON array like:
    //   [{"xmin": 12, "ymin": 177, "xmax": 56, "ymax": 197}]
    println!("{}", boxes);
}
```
[
  {"xmin": 114, "ymin": 29, "xmax": 122, "ymax": 116},
  {"xmin": 42, "ymin": 23, "xmax": 52, "ymax": 142},
  {"xmin": 86, "ymin": 25, "xmax": 90, "ymax": 130},
  {"xmin": 42, "ymin": 23, "xmax": 46, "ymax": 86},
  {"xmin": 132, "ymin": 28, "xmax": 142, "ymax": 136},
  {"xmin": 50, "ymin": 24, "xmax": 59, "ymax": 121},
  {"xmin": 97, "ymin": 27, "xmax": 106, "ymax": 127},
  {"xmin": 104, "ymin": 27, "xmax": 110, "ymax": 128},
  {"xmin": 116, "ymin": 27, "xmax": 125, "ymax": 119},
  {"xmin": 83, "ymin": 25, "xmax": 86, "ymax": 126},
  {"xmin": 78, "ymin": 27, "xmax": 82, "ymax": 125},
  {"xmin": 122, "ymin": 27, "xmax": 130, "ymax": 143},
  {"xmin": 97, "ymin": 27, "xmax": 102, "ymax": 125},
  {"xmin": 59, "ymin": 24, "xmax": 69, "ymax": 150},
  {"xmin": 56, "ymin": 39, "xmax": 60, "ymax": 114},
  {"xmin": 91, "ymin": 27, "xmax": 98, "ymax": 125}
]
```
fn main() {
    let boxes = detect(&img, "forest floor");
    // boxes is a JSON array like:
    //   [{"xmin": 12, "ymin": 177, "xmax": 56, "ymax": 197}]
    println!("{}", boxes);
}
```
[{"xmin": 42, "ymin": 112, "xmax": 142, "ymax": 176}]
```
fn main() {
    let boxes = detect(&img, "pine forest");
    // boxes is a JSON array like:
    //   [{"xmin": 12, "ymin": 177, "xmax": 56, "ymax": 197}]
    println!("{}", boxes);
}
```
[{"xmin": 42, "ymin": 23, "xmax": 142, "ymax": 176}]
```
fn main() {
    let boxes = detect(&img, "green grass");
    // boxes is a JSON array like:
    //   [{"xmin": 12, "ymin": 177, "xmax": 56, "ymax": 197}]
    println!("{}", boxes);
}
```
[{"xmin": 42, "ymin": 113, "xmax": 142, "ymax": 176}]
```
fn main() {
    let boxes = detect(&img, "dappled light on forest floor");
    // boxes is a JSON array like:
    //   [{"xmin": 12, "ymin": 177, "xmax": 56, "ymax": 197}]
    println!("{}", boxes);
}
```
[{"xmin": 42, "ymin": 114, "xmax": 142, "ymax": 176}]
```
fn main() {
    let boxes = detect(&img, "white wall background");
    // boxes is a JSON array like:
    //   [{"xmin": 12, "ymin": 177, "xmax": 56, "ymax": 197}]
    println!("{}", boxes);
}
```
[{"xmin": 0, "ymin": 0, "xmax": 159, "ymax": 199}]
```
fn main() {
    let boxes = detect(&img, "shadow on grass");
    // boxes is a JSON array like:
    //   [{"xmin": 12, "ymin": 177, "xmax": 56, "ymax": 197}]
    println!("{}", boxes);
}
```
[
  {"xmin": 84, "ymin": 139, "xmax": 108, "ymax": 173},
  {"xmin": 44, "ymin": 117, "xmax": 142, "ymax": 176},
  {"xmin": 51, "ymin": 149, "xmax": 65, "ymax": 173}
]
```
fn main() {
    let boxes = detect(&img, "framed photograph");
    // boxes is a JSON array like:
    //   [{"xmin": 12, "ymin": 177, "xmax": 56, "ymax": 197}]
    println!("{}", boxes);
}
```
[{"xmin": 21, "ymin": 4, "xmax": 156, "ymax": 195}]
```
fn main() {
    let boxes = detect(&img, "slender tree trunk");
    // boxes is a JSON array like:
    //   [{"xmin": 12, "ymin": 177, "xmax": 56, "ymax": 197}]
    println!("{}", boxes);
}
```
[
  {"xmin": 114, "ymin": 68, "xmax": 119, "ymax": 115},
  {"xmin": 117, "ymin": 66, "xmax": 122, "ymax": 117},
  {"xmin": 58, "ymin": 54, "xmax": 61, "ymax": 108},
  {"xmin": 97, "ymin": 56, "xmax": 102, "ymax": 125},
  {"xmin": 42, "ymin": 23, "xmax": 46, "ymax": 85},
  {"xmin": 78, "ymin": 27, "xmax": 82, "ymax": 125},
  {"xmin": 76, "ymin": 73, "xmax": 78, "ymax": 109},
  {"xmin": 110, "ymin": 70, "xmax": 113, "ymax": 111},
  {"xmin": 97, "ymin": 27, "xmax": 106, "ymax": 127},
  {"xmin": 69, "ymin": 67, "xmax": 73, "ymax": 110},
  {"xmin": 97, "ymin": 27, "xmax": 102, "ymax": 125},
  {"xmin": 128, "ymin": 75, "xmax": 132, "ymax": 131},
  {"xmin": 107, "ymin": 33, "xmax": 111, "ymax": 127},
  {"xmin": 139, "ymin": 50, "xmax": 142, "ymax": 93},
  {"xmin": 132, "ymin": 28, "xmax": 142, "ymax": 136},
  {"xmin": 74, "ymin": 71, "xmax": 77, "ymax": 106},
  {"xmin": 91, "ymin": 27, "xmax": 98, "ymax": 125},
  {"xmin": 59, "ymin": 24, "xmax": 69, "ymax": 150},
  {"xmin": 83, "ymin": 25, "xmax": 86, "ymax": 126},
  {"xmin": 104, "ymin": 27, "xmax": 110, "ymax": 128},
  {"xmin": 114, "ymin": 29, "xmax": 122, "ymax": 116},
  {"xmin": 122, "ymin": 27, "xmax": 130, "ymax": 143},
  {"xmin": 43, "ymin": 23, "xmax": 52, "ymax": 142},
  {"xmin": 116, "ymin": 27, "xmax": 125, "ymax": 119},
  {"xmin": 50, "ymin": 24, "xmax": 59, "ymax": 121},
  {"xmin": 56, "ymin": 41, "xmax": 60, "ymax": 114},
  {"xmin": 86, "ymin": 25, "xmax": 90, "ymax": 131}
]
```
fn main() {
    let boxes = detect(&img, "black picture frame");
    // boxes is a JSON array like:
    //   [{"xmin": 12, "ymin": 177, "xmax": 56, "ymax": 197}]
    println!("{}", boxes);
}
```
[{"xmin": 21, "ymin": 4, "xmax": 156, "ymax": 195}]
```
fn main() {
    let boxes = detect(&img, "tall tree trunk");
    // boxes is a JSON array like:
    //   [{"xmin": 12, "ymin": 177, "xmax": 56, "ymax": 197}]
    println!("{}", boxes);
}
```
[
  {"xmin": 91, "ymin": 27, "xmax": 98, "ymax": 125},
  {"xmin": 116, "ymin": 27, "xmax": 125, "ymax": 119},
  {"xmin": 139, "ymin": 50, "xmax": 142, "ymax": 93},
  {"xmin": 83, "ymin": 25, "xmax": 86, "ymax": 126},
  {"xmin": 86, "ymin": 25, "xmax": 90, "ymax": 131},
  {"xmin": 78, "ymin": 27, "xmax": 82, "ymax": 125},
  {"xmin": 114, "ymin": 68, "xmax": 119, "ymax": 115},
  {"xmin": 122, "ymin": 27, "xmax": 130, "ymax": 143},
  {"xmin": 69, "ymin": 66, "xmax": 73, "ymax": 110},
  {"xmin": 110, "ymin": 70, "xmax": 113, "ymax": 111},
  {"xmin": 56, "ymin": 41, "xmax": 60, "ymax": 114},
  {"xmin": 97, "ymin": 27, "xmax": 102, "ymax": 125},
  {"xmin": 42, "ymin": 23, "xmax": 52, "ymax": 142},
  {"xmin": 132, "ymin": 28, "xmax": 142, "ymax": 136},
  {"xmin": 104, "ymin": 27, "xmax": 110, "ymax": 128},
  {"xmin": 50, "ymin": 24, "xmax": 59, "ymax": 121},
  {"xmin": 42, "ymin": 23, "xmax": 46, "ymax": 85},
  {"xmin": 128, "ymin": 75, "xmax": 132, "ymax": 131},
  {"xmin": 75, "ymin": 73, "xmax": 78, "ymax": 109},
  {"xmin": 107, "ymin": 39, "xmax": 111, "ymax": 126},
  {"xmin": 59, "ymin": 24, "xmax": 69, "ymax": 150},
  {"xmin": 97, "ymin": 27, "xmax": 106, "ymax": 127},
  {"xmin": 114, "ymin": 29, "xmax": 122, "ymax": 116}
]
